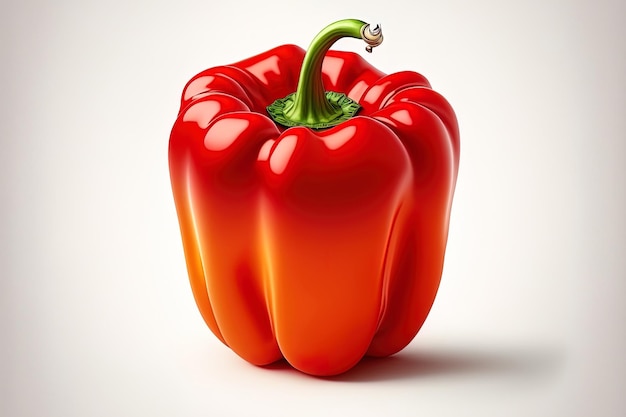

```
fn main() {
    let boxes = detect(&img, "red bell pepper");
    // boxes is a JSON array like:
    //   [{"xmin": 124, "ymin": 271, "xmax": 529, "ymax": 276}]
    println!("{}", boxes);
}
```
[{"xmin": 169, "ymin": 19, "xmax": 459, "ymax": 376}]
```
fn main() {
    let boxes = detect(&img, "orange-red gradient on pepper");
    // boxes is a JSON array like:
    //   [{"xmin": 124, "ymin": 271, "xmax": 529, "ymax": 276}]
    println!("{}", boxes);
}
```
[{"xmin": 169, "ymin": 19, "xmax": 459, "ymax": 376}]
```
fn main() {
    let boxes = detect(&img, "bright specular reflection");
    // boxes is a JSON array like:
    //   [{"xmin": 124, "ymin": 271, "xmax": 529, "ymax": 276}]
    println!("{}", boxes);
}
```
[
  {"xmin": 245, "ymin": 56, "xmax": 281, "ymax": 85},
  {"xmin": 204, "ymin": 118, "xmax": 250, "ymax": 151},
  {"xmin": 183, "ymin": 100, "xmax": 222, "ymax": 129},
  {"xmin": 184, "ymin": 76, "xmax": 215, "ymax": 101},
  {"xmin": 320, "ymin": 125, "xmax": 357, "ymax": 150},
  {"xmin": 269, "ymin": 135, "xmax": 298, "ymax": 175}
]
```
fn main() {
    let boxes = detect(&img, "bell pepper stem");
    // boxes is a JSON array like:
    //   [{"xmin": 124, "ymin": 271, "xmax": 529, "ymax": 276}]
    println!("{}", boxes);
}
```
[{"xmin": 267, "ymin": 19, "xmax": 383, "ymax": 129}]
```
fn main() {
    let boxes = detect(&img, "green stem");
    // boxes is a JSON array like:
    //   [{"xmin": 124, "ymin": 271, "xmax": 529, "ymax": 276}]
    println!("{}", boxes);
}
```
[{"xmin": 266, "ymin": 19, "xmax": 383, "ymax": 129}]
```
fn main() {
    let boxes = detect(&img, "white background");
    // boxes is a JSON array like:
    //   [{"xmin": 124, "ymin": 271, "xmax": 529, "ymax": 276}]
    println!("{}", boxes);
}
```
[{"xmin": 2, "ymin": 0, "xmax": 625, "ymax": 416}]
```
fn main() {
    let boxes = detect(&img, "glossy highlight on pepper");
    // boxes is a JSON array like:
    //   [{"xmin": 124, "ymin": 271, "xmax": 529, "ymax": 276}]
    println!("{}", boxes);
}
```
[{"xmin": 169, "ymin": 19, "xmax": 460, "ymax": 376}]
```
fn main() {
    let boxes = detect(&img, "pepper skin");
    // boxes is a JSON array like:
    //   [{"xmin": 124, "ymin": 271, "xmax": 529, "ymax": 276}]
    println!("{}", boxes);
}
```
[{"xmin": 169, "ymin": 19, "xmax": 459, "ymax": 376}]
